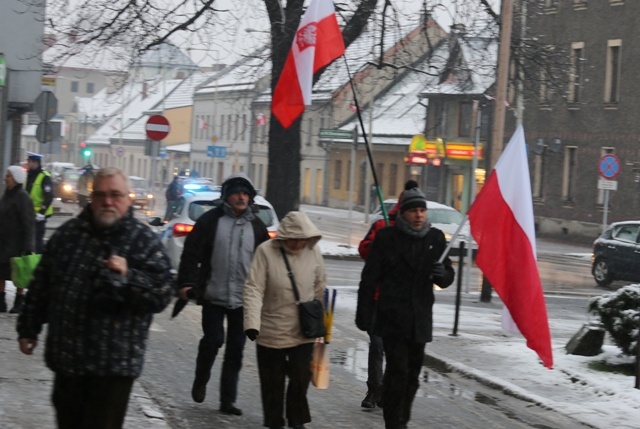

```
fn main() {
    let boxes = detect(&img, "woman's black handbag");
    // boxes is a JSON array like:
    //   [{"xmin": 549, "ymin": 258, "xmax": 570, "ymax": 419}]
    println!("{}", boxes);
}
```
[{"xmin": 280, "ymin": 247, "xmax": 327, "ymax": 339}]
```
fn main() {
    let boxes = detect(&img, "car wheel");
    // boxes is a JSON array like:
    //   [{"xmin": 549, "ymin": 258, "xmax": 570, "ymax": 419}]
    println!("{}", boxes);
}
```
[{"xmin": 592, "ymin": 258, "xmax": 612, "ymax": 287}]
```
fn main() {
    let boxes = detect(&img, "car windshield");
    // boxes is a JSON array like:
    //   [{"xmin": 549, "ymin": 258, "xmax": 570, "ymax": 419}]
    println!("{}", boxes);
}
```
[
  {"xmin": 188, "ymin": 201, "xmax": 218, "ymax": 221},
  {"xmin": 63, "ymin": 171, "xmax": 81, "ymax": 182},
  {"xmin": 255, "ymin": 205, "xmax": 275, "ymax": 227},
  {"xmin": 130, "ymin": 178, "xmax": 148, "ymax": 189},
  {"xmin": 428, "ymin": 208, "xmax": 464, "ymax": 224}
]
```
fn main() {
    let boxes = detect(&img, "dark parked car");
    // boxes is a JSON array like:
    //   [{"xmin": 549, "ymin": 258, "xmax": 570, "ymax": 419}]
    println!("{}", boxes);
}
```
[{"xmin": 592, "ymin": 221, "xmax": 640, "ymax": 287}]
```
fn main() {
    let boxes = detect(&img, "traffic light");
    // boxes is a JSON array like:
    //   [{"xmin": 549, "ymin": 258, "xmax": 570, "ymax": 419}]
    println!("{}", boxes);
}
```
[{"xmin": 80, "ymin": 142, "xmax": 91, "ymax": 158}]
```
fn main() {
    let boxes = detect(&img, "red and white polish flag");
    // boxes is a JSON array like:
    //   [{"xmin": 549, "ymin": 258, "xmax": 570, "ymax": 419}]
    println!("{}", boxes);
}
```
[
  {"xmin": 468, "ymin": 125, "xmax": 553, "ymax": 369},
  {"xmin": 272, "ymin": 0, "xmax": 345, "ymax": 128}
]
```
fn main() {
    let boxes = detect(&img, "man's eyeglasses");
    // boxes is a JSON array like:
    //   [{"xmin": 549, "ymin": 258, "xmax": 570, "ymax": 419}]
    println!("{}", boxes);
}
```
[{"xmin": 92, "ymin": 191, "xmax": 127, "ymax": 201}]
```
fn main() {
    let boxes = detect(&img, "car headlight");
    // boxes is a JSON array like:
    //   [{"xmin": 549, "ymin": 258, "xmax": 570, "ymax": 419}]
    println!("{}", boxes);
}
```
[
  {"xmin": 129, "ymin": 192, "xmax": 135, "ymax": 199},
  {"xmin": 444, "ymin": 232, "xmax": 453, "ymax": 242},
  {"xmin": 147, "ymin": 194, "xmax": 154, "ymax": 199},
  {"xmin": 62, "ymin": 184, "xmax": 72, "ymax": 192}
]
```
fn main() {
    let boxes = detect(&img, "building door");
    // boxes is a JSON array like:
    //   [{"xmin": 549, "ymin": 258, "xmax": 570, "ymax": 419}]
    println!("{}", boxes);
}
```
[{"xmin": 451, "ymin": 173, "xmax": 465, "ymax": 211}]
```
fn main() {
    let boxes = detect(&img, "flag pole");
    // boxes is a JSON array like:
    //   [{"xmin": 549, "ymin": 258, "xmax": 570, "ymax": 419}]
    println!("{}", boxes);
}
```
[
  {"xmin": 437, "ymin": 215, "xmax": 469, "ymax": 264},
  {"xmin": 343, "ymin": 57, "xmax": 388, "ymax": 224}
]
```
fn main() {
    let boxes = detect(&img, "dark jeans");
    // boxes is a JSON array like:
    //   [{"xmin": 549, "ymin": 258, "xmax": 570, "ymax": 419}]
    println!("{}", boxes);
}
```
[
  {"xmin": 256, "ymin": 343, "xmax": 313, "ymax": 428},
  {"xmin": 196, "ymin": 303, "xmax": 246, "ymax": 405},
  {"xmin": 367, "ymin": 332, "xmax": 384, "ymax": 387},
  {"xmin": 381, "ymin": 336, "xmax": 425, "ymax": 429},
  {"xmin": 52, "ymin": 374, "xmax": 134, "ymax": 429},
  {"xmin": 35, "ymin": 219, "xmax": 46, "ymax": 253}
]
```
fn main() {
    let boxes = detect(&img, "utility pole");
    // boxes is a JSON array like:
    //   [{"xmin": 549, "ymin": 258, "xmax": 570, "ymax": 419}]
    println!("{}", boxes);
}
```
[
  {"xmin": 491, "ymin": 0, "xmax": 515, "ymax": 165},
  {"xmin": 482, "ymin": 0, "xmax": 515, "ymax": 303}
]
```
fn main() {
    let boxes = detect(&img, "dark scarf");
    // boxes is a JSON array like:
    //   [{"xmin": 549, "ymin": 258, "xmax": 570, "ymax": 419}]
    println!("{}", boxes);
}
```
[{"xmin": 396, "ymin": 213, "xmax": 430, "ymax": 238}]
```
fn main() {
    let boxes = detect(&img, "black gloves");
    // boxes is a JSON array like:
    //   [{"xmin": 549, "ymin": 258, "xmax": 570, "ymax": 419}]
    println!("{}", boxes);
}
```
[
  {"xmin": 245, "ymin": 329, "xmax": 258, "ymax": 341},
  {"xmin": 431, "ymin": 262, "xmax": 446, "ymax": 281}
]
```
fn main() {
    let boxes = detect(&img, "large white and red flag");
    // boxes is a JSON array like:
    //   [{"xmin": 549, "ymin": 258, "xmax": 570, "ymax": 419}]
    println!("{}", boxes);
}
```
[
  {"xmin": 467, "ymin": 125, "xmax": 553, "ymax": 369},
  {"xmin": 272, "ymin": 0, "xmax": 345, "ymax": 128}
]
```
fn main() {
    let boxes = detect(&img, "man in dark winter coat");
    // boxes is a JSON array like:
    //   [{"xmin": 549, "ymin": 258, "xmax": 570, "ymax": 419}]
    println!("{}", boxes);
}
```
[
  {"xmin": 177, "ymin": 172, "xmax": 269, "ymax": 415},
  {"xmin": 356, "ymin": 186, "xmax": 455, "ymax": 429},
  {"xmin": 356, "ymin": 179, "xmax": 418, "ymax": 409},
  {"xmin": 17, "ymin": 167, "xmax": 174, "ymax": 429}
]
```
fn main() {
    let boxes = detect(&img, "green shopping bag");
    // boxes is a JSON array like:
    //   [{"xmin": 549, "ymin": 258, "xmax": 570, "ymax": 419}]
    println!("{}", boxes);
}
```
[{"xmin": 10, "ymin": 253, "xmax": 42, "ymax": 288}]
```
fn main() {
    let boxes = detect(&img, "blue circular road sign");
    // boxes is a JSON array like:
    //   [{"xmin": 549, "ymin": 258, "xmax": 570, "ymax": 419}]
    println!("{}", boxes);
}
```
[{"xmin": 598, "ymin": 154, "xmax": 621, "ymax": 180}]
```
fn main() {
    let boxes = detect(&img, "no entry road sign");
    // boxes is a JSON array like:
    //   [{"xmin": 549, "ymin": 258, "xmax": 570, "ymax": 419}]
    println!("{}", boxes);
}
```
[{"xmin": 145, "ymin": 115, "xmax": 170, "ymax": 141}]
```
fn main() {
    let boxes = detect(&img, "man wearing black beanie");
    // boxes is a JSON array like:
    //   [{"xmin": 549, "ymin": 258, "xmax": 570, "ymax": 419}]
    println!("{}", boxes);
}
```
[
  {"xmin": 356, "ymin": 185, "xmax": 455, "ymax": 429},
  {"xmin": 356, "ymin": 179, "xmax": 418, "ymax": 409}
]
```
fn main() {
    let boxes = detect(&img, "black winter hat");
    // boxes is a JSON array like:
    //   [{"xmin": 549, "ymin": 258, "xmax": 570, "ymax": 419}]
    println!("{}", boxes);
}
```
[
  {"xmin": 404, "ymin": 179, "xmax": 419, "ymax": 191},
  {"xmin": 400, "ymin": 187, "xmax": 427, "ymax": 212},
  {"xmin": 221, "ymin": 174, "xmax": 257, "ymax": 201}
]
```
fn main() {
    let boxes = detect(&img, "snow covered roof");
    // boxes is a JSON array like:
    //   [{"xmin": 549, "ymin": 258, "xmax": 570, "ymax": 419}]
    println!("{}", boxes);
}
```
[
  {"xmin": 43, "ymin": 43, "xmax": 132, "ymax": 72},
  {"xmin": 196, "ymin": 47, "xmax": 272, "ymax": 95},
  {"xmin": 419, "ymin": 36, "xmax": 497, "ymax": 96},
  {"xmin": 135, "ymin": 41, "xmax": 199, "ymax": 70}
]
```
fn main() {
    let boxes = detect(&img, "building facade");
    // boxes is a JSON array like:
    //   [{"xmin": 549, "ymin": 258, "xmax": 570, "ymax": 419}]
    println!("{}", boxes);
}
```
[{"xmin": 524, "ymin": 0, "xmax": 640, "ymax": 238}]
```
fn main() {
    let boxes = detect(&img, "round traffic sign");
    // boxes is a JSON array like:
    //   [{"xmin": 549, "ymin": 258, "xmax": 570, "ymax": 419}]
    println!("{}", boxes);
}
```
[
  {"xmin": 598, "ymin": 154, "xmax": 621, "ymax": 180},
  {"xmin": 145, "ymin": 115, "xmax": 170, "ymax": 141},
  {"xmin": 115, "ymin": 146, "xmax": 125, "ymax": 158}
]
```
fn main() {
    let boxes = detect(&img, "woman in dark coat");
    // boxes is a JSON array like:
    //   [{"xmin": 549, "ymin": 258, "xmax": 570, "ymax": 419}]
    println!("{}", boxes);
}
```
[{"xmin": 0, "ymin": 166, "xmax": 36, "ymax": 313}]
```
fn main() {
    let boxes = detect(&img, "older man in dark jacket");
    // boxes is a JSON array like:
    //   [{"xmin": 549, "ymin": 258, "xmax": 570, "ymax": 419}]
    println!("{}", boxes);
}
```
[
  {"xmin": 177, "ymin": 172, "xmax": 269, "ymax": 415},
  {"xmin": 356, "ymin": 186, "xmax": 455, "ymax": 429},
  {"xmin": 17, "ymin": 167, "xmax": 174, "ymax": 429}
]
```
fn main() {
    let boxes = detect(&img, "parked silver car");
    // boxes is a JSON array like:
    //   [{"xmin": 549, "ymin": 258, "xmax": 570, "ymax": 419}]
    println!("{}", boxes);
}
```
[{"xmin": 148, "ymin": 185, "xmax": 279, "ymax": 269}]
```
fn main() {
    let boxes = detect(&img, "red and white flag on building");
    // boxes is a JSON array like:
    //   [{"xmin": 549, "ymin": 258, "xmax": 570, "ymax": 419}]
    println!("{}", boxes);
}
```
[
  {"xmin": 348, "ymin": 101, "xmax": 359, "ymax": 112},
  {"xmin": 255, "ymin": 113, "xmax": 267, "ymax": 126},
  {"xmin": 467, "ymin": 125, "xmax": 553, "ymax": 369},
  {"xmin": 272, "ymin": 0, "xmax": 345, "ymax": 128},
  {"xmin": 198, "ymin": 117, "xmax": 208, "ymax": 130}
]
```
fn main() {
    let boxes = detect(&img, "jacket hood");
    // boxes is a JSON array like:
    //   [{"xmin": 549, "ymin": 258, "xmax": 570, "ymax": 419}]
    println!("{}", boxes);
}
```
[
  {"xmin": 221, "ymin": 172, "xmax": 257, "ymax": 201},
  {"xmin": 274, "ymin": 211, "xmax": 322, "ymax": 248}
]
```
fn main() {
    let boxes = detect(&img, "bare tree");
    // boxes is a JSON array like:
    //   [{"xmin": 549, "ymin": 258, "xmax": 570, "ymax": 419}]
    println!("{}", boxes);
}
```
[{"xmin": 40, "ymin": 0, "xmax": 571, "ymax": 216}]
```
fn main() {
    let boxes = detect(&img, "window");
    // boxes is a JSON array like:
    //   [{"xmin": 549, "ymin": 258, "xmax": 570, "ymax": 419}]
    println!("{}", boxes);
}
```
[
  {"xmin": 86, "ymin": 82, "xmax": 95, "ymax": 94},
  {"xmin": 545, "ymin": 0, "xmax": 558, "ymax": 13},
  {"xmin": 562, "ymin": 146, "xmax": 578, "ymax": 203},
  {"xmin": 458, "ymin": 102, "xmax": 472, "ymax": 137},
  {"xmin": 241, "ymin": 114, "xmax": 247, "ymax": 140},
  {"xmin": 70, "ymin": 81, "xmax": 79, "ymax": 93},
  {"xmin": 597, "ymin": 147, "xmax": 615, "ymax": 205},
  {"xmin": 568, "ymin": 43, "xmax": 584, "ymax": 104},
  {"xmin": 220, "ymin": 115, "xmax": 225, "ymax": 138},
  {"xmin": 573, "ymin": 0, "xmax": 587, "ymax": 11},
  {"xmin": 333, "ymin": 160, "xmax": 342, "ymax": 190},
  {"xmin": 376, "ymin": 163, "xmax": 384, "ymax": 194},
  {"xmin": 389, "ymin": 164, "xmax": 398, "ymax": 196},
  {"xmin": 307, "ymin": 118, "xmax": 313, "ymax": 146},
  {"xmin": 538, "ymin": 46, "xmax": 554, "ymax": 105},
  {"xmin": 604, "ymin": 40, "xmax": 622, "ymax": 104},
  {"xmin": 613, "ymin": 224, "xmax": 639, "ymax": 242},
  {"xmin": 533, "ymin": 148, "xmax": 546, "ymax": 200}
]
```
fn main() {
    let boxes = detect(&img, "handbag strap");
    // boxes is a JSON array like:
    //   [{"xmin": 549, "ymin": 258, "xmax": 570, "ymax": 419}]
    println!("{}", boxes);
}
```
[{"xmin": 280, "ymin": 246, "xmax": 301, "ymax": 303}]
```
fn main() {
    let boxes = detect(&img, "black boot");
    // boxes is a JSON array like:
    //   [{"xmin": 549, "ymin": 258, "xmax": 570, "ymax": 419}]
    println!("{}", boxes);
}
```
[
  {"xmin": 0, "ymin": 292, "xmax": 6, "ymax": 313},
  {"xmin": 10, "ymin": 294, "xmax": 24, "ymax": 314},
  {"xmin": 361, "ymin": 382, "xmax": 378, "ymax": 408}
]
